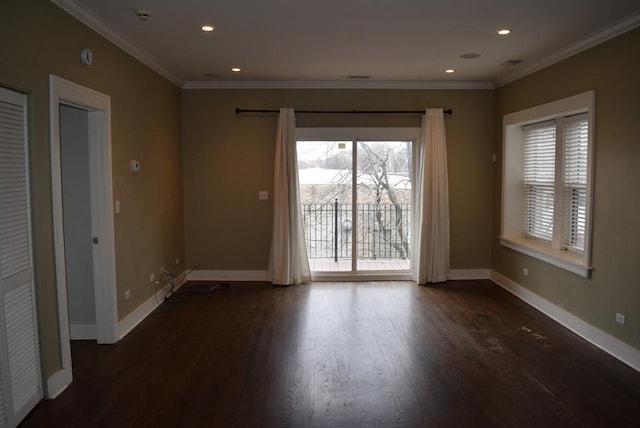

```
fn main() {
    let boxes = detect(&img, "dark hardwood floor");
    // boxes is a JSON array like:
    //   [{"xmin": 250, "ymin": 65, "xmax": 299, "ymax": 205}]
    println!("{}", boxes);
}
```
[{"xmin": 22, "ymin": 280, "xmax": 640, "ymax": 427}]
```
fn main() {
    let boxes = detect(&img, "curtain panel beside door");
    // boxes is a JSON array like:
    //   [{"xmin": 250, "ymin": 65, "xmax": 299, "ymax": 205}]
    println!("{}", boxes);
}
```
[
  {"xmin": 267, "ymin": 108, "xmax": 311, "ymax": 285},
  {"xmin": 414, "ymin": 108, "xmax": 450, "ymax": 283}
]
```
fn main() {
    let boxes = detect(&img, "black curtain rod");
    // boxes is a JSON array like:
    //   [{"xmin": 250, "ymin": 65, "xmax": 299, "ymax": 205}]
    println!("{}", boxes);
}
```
[{"xmin": 235, "ymin": 108, "xmax": 453, "ymax": 116}]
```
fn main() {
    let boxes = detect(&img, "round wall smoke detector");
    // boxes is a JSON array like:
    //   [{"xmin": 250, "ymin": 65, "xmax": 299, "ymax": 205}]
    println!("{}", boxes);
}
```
[{"xmin": 135, "ymin": 9, "xmax": 153, "ymax": 20}]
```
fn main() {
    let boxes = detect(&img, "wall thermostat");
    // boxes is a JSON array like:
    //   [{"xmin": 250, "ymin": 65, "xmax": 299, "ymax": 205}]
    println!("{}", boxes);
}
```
[{"xmin": 129, "ymin": 160, "xmax": 140, "ymax": 174}]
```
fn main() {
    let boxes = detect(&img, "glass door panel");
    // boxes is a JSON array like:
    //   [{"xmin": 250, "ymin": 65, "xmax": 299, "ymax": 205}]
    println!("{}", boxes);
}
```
[
  {"xmin": 297, "ymin": 139, "xmax": 412, "ymax": 274},
  {"xmin": 297, "ymin": 140, "xmax": 352, "ymax": 272},
  {"xmin": 356, "ymin": 141, "xmax": 412, "ymax": 272}
]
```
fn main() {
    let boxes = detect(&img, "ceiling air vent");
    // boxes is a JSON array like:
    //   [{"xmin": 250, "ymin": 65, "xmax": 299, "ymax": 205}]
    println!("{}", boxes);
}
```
[
  {"xmin": 135, "ymin": 9, "xmax": 153, "ymax": 21},
  {"xmin": 347, "ymin": 75, "xmax": 371, "ymax": 80},
  {"xmin": 500, "ymin": 59, "xmax": 523, "ymax": 66}
]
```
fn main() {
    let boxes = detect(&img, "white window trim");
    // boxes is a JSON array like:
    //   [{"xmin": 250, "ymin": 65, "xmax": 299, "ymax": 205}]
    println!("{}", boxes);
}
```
[{"xmin": 501, "ymin": 91, "xmax": 595, "ymax": 277}]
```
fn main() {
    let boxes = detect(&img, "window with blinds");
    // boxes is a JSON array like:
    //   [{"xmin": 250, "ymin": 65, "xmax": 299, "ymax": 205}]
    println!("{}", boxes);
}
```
[
  {"xmin": 521, "ymin": 115, "xmax": 589, "ymax": 252},
  {"xmin": 501, "ymin": 90, "xmax": 594, "ymax": 277},
  {"xmin": 523, "ymin": 121, "xmax": 556, "ymax": 241},
  {"xmin": 562, "ymin": 115, "xmax": 589, "ymax": 252}
]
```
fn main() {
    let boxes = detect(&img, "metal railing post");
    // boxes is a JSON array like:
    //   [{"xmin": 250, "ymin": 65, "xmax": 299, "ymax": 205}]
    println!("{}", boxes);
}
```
[{"xmin": 334, "ymin": 199, "xmax": 338, "ymax": 262}]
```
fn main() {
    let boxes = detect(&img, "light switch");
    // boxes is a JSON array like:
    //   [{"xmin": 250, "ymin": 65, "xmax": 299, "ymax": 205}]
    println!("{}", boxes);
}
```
[
  {"xmin": 259, "ymin": 191, "xmax": 268, "ymax": 200},
  {"xmin": 115, "ymin": 200, "xmax": 121, "ymax": 214}
]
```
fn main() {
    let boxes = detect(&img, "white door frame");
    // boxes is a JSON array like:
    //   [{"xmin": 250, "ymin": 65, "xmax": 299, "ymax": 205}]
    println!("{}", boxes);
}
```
[{"xmin": 48, "ymin": 76, "xmax": 117, "ymax": 395}]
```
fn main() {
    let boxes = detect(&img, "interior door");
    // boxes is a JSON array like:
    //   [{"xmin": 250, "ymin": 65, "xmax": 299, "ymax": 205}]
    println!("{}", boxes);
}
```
[{"xmin": 0, "ymin": 87, "xmax": 43, "ymax": 426}]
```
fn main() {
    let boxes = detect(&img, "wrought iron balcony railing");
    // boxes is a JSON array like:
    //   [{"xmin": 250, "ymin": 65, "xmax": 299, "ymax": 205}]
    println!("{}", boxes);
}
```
[{"xmin": 301, "ymin": 201, "xmax": 411, "ymax": 261}]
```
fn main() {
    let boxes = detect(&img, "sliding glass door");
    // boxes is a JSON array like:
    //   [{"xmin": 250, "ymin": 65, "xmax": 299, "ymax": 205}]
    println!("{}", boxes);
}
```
[
  {"xmin": 297, "ymin": 128, "xmax": 416, "ymax": 277},
  {"xmin": 298, "ymin": 140, "xmax": 353, "ymax": 272},
  {"xmin": 355, "ymin": 140, "xmax": 412, "ymax": 272}
]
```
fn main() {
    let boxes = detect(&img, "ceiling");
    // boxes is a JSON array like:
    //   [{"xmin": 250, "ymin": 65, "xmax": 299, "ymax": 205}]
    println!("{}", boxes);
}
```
[{"xmin": 54, "ymin": 0, "xmax": 640, "ymax": 88}]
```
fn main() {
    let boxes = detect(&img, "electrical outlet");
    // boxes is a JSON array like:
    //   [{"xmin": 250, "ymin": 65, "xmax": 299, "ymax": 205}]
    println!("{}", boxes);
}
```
[
  {"xmin": 150, "ymin": 273, "xmax": 155, "ymax": 283},
  {"xmin": 124, "ymin": 289, "xmax": 130, "ymax": 300},
  {"xmin": 616, "ymin": 313, "xmax": 626, "ymax": 325},
  {"xmin": 175, "ymin": 258, "xmax": 180, "ymax": 265},
  {"xmin": 522, "ymin": 268, "xmax": 529, "ymax": 276}
]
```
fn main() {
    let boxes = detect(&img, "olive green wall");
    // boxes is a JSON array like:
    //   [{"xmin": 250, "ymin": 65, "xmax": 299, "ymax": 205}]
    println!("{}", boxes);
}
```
[
  {"xmin": 1, "ymin": 1, "xmax": 185, "ymax": 378},
  {"xmin": 182, "ymin": 89, "xmax": 495, "ymax": 272},
  {"xmin": 493, "ymin": 28, "xmax": 640, "ymax": 349},
  {"xmin": 7, "ymin": 0, "xmax": 637, "ymax": 390}
]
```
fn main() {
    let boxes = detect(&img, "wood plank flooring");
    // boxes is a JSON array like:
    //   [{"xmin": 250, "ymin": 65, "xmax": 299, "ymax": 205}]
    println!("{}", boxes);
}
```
[{"xmin": 21, "ymin": 280, "xmax": 640, "ymax": 427}]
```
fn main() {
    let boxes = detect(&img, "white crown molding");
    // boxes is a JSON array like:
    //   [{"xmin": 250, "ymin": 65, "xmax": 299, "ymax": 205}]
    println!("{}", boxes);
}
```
[
  {"xmin": 51, "ymin": 1, "xmax": 640, "ymax": 91},
  {"xmin": 51, "ymin": 0, "xmax": 183, "ymax": 87},
  {"xmin": 182, "ymin": 80, "xmax": 495, "ymax": 90},
  {"xmin": 496, "ymin": 10, "xmax": 640, "ymax": 87}
]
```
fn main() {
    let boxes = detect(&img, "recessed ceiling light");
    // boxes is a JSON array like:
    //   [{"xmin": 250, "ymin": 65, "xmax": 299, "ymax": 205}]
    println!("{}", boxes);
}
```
[
  {"xmin": 497, "ymin": 28, "xmax": 511, "ymax": 36},
  {"xmin": 201, "ymin": 25, "xmax": 216, "ymax": 32},
  {"xmin": 231, "ymin": 67, "xmax": 241, "ymax": 73},
  {"xmin": 445, "ymin": 69, "xmax": 455, "ymax": 74}
]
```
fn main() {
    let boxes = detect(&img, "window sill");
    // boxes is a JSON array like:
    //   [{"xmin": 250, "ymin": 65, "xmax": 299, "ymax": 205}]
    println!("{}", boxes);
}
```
[{"xmin": 500, "ymin": 236, "xmax": 591, "ymax": 278}]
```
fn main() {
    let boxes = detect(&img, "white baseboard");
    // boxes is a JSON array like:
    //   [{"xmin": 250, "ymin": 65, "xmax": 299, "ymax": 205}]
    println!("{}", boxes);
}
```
[
  {"xmin": 490, "ymin": 270, "xmax": 640, "ymax": 372},
  {"xmin": 448, "ymin": 269, "xmax": 491, "ymax": 280},
  {"xmin": 69, "ymin": 323, "xmax": 97, "ymax": 340},
  {"xmin": 46, "ymin": 270, "xmax": 189, "ymax": 400},
  {"xmin": 46, "ymin": 367, "xmax": 72, "ymax": 399},
  {"xmin": 187, "ymin": 270, "xmax": 269, "ymax": 282},
  {"xmin": 116, "ymin": 272, "xmax": 186, "ymax": 340},
  {"xmin": 187, "ymin": 269, "xmax": 491, "ymax": 283}
]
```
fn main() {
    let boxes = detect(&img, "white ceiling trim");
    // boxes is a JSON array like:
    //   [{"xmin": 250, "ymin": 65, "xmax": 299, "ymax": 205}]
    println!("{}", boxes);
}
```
[
  {"xmin": 51, "ymin": 0, "xmax": 183, "ymax": 87},
  {"xmin": 52, "ymin": 0, "xmax": 640, "ymax": 91},
  {"xmin": 496, "ymin": 10, "xmax": 640, "ymax": 87},
  {"xmin": 182, "ymin": 80, "xmax": 495, "ymax": 90}
]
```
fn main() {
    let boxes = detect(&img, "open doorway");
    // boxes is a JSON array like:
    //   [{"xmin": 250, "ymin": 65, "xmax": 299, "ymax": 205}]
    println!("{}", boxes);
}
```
[
  {"xmin": 59, "ymin": 105, "xmax": 96, "ymax": 339},
  {"xmin": 48, "ymin": 76, "xmax": 117, "ymax": 397}
]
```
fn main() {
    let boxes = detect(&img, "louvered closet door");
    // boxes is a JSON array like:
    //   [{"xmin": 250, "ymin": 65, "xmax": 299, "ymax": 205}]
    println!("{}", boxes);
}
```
[{"xmin": 0, "ymin": 87, "xmax": 42, "ymax": 427}]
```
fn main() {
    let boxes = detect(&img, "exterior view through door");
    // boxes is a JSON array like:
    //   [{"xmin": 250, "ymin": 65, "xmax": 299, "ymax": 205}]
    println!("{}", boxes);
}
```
[{"xmin": 297, "ymin": 137, "xmax": 412, "ymax": 275}]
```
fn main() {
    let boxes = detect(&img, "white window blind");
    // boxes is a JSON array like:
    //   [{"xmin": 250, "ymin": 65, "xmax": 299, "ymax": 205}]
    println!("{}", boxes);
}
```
[
  {"xmin": 523, "ymin": 121, "xmax": 556, "ymax": 241},
  {"xmin": 562, "ymin": 115, "xmax": 589, "ymax": 252},
  {"xmin": 501, "ymin": 90, "xmax": 594, "ymax": 277}
]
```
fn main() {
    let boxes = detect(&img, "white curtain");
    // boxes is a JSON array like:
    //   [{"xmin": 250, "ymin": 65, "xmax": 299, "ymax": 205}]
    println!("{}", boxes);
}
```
[
  {"xmin": 413, "ymin": 108, "xmax": 450, "ymax": 283},
  {"xmin": 268, "ymin": 108, "xmax": 311, "ymax": 285}
]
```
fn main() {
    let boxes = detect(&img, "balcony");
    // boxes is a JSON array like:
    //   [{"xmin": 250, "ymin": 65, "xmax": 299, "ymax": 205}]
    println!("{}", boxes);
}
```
[{"xmin": 302, "ymin": 202, "xmax": 411, "ymax": 272}]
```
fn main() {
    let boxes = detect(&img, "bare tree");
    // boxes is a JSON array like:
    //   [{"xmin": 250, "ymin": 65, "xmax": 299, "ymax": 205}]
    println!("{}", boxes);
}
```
[
  {"xmin": 297, "ymin": 141, "xmax": 412, "ymax": 261},
  {"xmin": 358, "ymin": 142, "xmax": 411, "ymax": 259}
]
